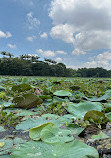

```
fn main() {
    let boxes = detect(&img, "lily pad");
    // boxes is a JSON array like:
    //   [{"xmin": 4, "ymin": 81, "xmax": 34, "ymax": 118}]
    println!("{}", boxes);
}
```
[
  {"xmin": 53, "ymin": 90, "xmax": 72, "ymax": 97},
  {"xmin": 91, "ymin": 131, "xmax": 109, "ymax": 140},
  {"xmin": 68, "ymin": 101, "xmax": 103, "ymax": 119},
  {"xmin": 11, "ymin": 139, "xmax": 99, "ymax": 158},
  {"xmin": 29, "ymin": 123, "xmax": 54, "ymax": 140},
  {"xmin": 11, "ymin": 84, "xmax": 32, "ymax": 92},
  {"xmin": 40, "ymin": 124, "xmax": 74, "ymax": 143},
  {"xmin": 84, "ymin": 110, "xmax": 107, "ymax": 124},
  {"xmin": 13, "ymin": 94, "xmax": 43, "ymax": 109}
]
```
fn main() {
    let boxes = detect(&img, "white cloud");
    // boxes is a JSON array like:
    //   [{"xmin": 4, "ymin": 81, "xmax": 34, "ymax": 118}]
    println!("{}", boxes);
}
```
[
  {"xmin": 0, "ymin": 30, "xmax": 12, "ymax": 38},
  {"xmin": 26, "ymin": 36, "xmax": 36, "ymax": 42},
  {"xmin": 83, "ymin": 51, "xmax": 111, "ymax": 69},
  {"xmin": 72, "ymin": 48, "xmax": 86, "ymax": 55},
  {"xmin": 40, "ymin": 32, "xmax": 48, "ymax": 38},
  {"xmin": 37, "ymin": 49, "xmax": 55, "ymax": 57},
  {"xmin": 8, "ymin": 44, "xmax": 16, "ymax": 49},
  {"xmin": 50, "ymin": 24, "xmax": 74, "ymax": 43},
  {"xmin": 27, "ymin": 12, "xmax": 40, "ymax": 30},
  {"xmin": 56, "ymin": 50, "xmax": 67, "ymax": 55},
  {"xmin": 55, "ymin": 57, "xmax": 62, "ymax": 63},
  {"xmin": 49, "ymin": 0, "xmax": 111, "ymax": 55}
]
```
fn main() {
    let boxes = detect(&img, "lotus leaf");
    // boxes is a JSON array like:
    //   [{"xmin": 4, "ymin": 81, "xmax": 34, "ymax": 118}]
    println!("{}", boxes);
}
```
[
  {"xmin": 91, "ymin": 131, "xmax": 109, "ymax": 140},
  {"xmin": 53, "ymin": 90, "xmax": 72, "ymax": 97},
  {"xmin": 40, "ymin": 124, "xmax": 74, "ymax": 143},
  {"xmin": 29, "ymin": 123, "xmax": 54, "ymax": 140},
  {"xmin": 11, "ymin": 84, "xmax": 32, "ymax": 92},
  {"xmin": 68, "ymin": 101, "xmax": 103, "ymax": 119},
  {"xmin": 13, "ymin": 94, "xmax": 43, "ymax": 109},
  {"xmin": 84, "ymin": 110, "xmax": 107, "ymax": 124},
  {"xmin": 105, "ymin": 112, "xmax": 111, "ymax": 121},
  {"xmin": 11, "ymin": 139, "xmax": 99, "ymax": 158},
  {"xmin": 67, "ymin": 124, "xmax": 84, "ymax": 135}
]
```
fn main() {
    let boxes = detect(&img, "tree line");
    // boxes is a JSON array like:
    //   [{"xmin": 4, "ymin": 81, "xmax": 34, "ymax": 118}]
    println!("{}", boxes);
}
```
[{"xmin": 0, "ymin": 51, "xmax": 111, "ymax": 77}]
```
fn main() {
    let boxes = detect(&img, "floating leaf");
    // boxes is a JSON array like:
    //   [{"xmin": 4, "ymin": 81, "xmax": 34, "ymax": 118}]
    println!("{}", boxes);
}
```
[
  {"xmin": 11, "ymin": 140, "xmax": 99, "ymax": 158},
  {"xmin": 11, "ymin": 84, "xmax": 32, "ymax": 92},
  {"xmin": 67, "ymin": 124, "xmax": 84, "ymax": 136},
  {"xmin": 68, "ymin": 101, "xmax": 103, "ymax": 119},
  {"xmin": 84, "ymin": 110, "xmax": 107, "ymax": 124},
  {"xmin": 41, "ymin": 124, "xmax": 74, "ymax": 143},
  {"xmin": 13, "ymin": 94, "xmax": 43, "ymax": 109},
  {"xmin": 91, "ymin": 131, "xmax": 109, "ymax": 140},
  {"xmin": 53, "ymin": 90, "xmax": 72, "ymax": 97},
  {"xmin": 29, "ymin": 123, "xmax": 54, "ymax": 140}
]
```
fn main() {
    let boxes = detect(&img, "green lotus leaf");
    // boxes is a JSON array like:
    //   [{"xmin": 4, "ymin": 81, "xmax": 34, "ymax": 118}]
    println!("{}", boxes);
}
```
[
  {"xmin": 68, "ymin": 101, "xmax": 104, "ymax": 119},
  {"xmin": 53, "ymin": 90, "xmax": 72, "ymax": 97},
  {"xmin": 91, "ymin": 131, "xmax": 109, "ymax": 140},
  {"xmin": 105, "ymin": 112, "xmax": 111, "ymax": 121},
  {"xmin": 11, "ymin": 140, "xmax": 99, "ymax": 158},
  {"xmin": 67, "ymin": 124, "xmax": 84, "ymax": 136},
  {"xmin": 29, "ymin": 123, "xmax": 54, "ymax": 140},
  {"xmin": 40, "ymin": 124, "xmax": 74, "ymax": 144}
]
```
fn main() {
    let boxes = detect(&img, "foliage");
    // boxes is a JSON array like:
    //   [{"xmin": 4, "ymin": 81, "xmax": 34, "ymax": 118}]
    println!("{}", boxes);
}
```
[{"xmin": 0, "ymin": 106, "xmax": 21, "ymax": 129}]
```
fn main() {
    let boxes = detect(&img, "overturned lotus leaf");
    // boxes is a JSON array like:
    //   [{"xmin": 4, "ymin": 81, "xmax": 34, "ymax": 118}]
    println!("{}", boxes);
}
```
[
  {"xmin": 29, "ymin": 123, "xmax": 54, "ymax": 140},
  {"xmin": 11, "ymin": 84, "xmax": 32, "ymax": 92},
  {"xmin": 84, "ymin": 110, "xmax": 107, "ymax": 124},
  {"xmin": 70, "ymin": 85, "xmax": 80, "ymax": 91},
  {"xmin": 53, "ymin": 90, "xmax": 72, "ymax": 97},
  {"xmin": 13, "ymin": 94, "xmax": 43, "ymax": 109},
  {"xmin": 68, "ymin": 101, "xmax": 103, "ymax": 119}
]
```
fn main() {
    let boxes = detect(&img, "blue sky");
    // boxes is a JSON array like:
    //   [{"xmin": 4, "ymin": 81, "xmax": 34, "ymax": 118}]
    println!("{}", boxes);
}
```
[{"xmin": 0, "ymin": 0, "xmax": 111, "ymax": 69}]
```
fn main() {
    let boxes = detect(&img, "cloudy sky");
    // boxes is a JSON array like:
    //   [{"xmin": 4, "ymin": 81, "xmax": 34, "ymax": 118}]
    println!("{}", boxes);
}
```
[{"xmin": 0, "ymin": 0, "xmax": 111, "ymax": 69}]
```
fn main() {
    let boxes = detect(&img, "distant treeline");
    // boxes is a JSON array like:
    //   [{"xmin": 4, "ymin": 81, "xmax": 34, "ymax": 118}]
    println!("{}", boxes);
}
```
[{"xmin": 0, "ymin": 51, "xmax": 111, "ymax": 77}]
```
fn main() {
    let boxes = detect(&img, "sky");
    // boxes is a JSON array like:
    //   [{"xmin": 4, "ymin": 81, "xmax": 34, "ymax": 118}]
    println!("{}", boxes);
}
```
[{"xmin": 0, "ymin": 0, "xmax": 111, "ymax": 69}]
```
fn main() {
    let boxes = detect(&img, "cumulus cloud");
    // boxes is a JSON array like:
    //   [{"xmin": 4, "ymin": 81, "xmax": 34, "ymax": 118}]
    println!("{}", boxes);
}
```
[
  {"xmin": 49, "ymin": 0, "xmax": 111, "ymax": 55},
  {"xmin": 26, "ymin": 36, "xmax": 36, "ymax": 42},
  {"xmin": 56, "ymin": 50, "xmax": 67, "ymax": 55},
  {"xmin": 0, "ymin": 30, "xmax": 12, "ymax": 38},
  {"xmin": 27, "ymin": 12, "xmax": 40, "ymax": 30},
  {"xmin": 8, "ymin": 44, "xmax": 16, "ymax": 49},
  {"xmin": 83, "ymin": 51, "xmax": 111, "ymax": 69},
  {"xmin": 72, "ymin": 48, "xmax": 86, "ymax": 55},
  {"xmin": 40, "ymin": 32, "xmax": 48, "ymax": 38},
  {"xmin": 50, "ymin": 24, "xmax": 74, "ymax": 43},
  {"xmin": 37, "ymin": 49, "xmax": 55, "ymax": 57},
  {"xmin": 55, "ymin": 57, "xmax": 62, "ymax": 63}
]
